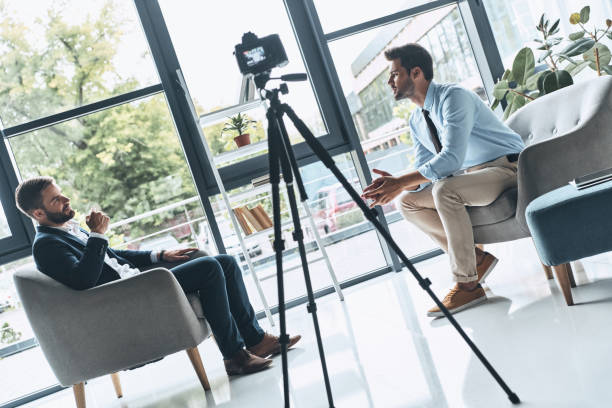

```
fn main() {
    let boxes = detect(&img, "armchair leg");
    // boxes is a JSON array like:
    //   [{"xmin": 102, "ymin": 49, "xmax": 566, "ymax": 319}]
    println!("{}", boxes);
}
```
[
  {"xmin": 552, "ymin": 263, "xmax": 574, "ymax": 306},
  {"xmin": 567, "ymin": 263, "xmax": 577, "ymax": 288},
  {"xmin": 73, "ymin": 383, "xmax": 86, "ymax": 408},
  {"xmin": 541, "ymin": 263, "xmax": 554, "ymax": 280},
  {"xmin": 186, "ymin": 347, "xmax": 211, "ymax": 391},
  {"xmin": 110, "ymin": 372, "xmax": 123, "ymax": 398}
]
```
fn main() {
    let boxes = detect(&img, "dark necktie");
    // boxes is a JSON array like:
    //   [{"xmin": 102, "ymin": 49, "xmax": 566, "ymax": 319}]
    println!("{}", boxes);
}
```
[{"xmin": 422, "ymin": 109, "xmax": 442, "ymax": 153}]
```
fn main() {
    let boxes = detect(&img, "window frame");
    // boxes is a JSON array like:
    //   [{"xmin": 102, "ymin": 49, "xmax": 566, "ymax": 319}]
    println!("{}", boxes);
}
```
[
  {"xmin": 0, "ymin": 0, "xmax": 507, "ymax": 405},
  {"xmin": 0, "ymin": 138, "xmax": 34, "ymax": 264}
]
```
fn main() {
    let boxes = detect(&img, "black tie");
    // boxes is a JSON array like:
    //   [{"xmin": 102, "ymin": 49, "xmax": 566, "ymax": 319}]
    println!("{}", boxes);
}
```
[{"xmin": 422, "ymin": 109, "xmax": 442, "ymax": 153}]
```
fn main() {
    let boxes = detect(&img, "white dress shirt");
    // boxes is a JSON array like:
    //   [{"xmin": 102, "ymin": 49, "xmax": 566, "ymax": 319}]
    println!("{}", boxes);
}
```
[{"xmin": 51, "ymin": 220, "xmax": 155, "ymax": 279}]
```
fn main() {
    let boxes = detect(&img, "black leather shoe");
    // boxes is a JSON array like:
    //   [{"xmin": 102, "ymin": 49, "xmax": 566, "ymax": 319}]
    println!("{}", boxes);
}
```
[
  {"xmin": 224, "ymin": 349, "xmax": 273, "ymax": 376},
  {"xmin": 247, "ymin": 332, "xmax": 302, "ymax": 358}
]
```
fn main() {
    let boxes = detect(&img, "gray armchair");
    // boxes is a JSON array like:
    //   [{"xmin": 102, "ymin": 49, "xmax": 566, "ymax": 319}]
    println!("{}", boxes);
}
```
[
  {"xmin": 13, "ymin": 249, "xmax": 212, "ymax": 408},
  {"xmin": 467, "ymin": 76, "xmax": 612, "ymax": 281}
]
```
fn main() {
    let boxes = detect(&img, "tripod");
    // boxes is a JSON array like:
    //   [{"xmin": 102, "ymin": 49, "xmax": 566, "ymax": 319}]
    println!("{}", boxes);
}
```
[
  {"xmin": 259, "ymin": 74, "xmax": 520, "ymax": 407},
  {"xmin": 262, "ymin": 76, "xmax": 335, "ymax": 408}
]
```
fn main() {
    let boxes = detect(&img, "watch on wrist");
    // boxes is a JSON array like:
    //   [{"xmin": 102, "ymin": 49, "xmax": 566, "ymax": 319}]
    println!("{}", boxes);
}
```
[{"xmin": 160, "ymin": 250, "xmax": 165, "ymax": 262}]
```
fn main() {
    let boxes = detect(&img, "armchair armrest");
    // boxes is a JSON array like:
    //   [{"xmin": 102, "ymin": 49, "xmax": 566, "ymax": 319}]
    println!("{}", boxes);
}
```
[
  {"xmin": 516, "ymin": 118, "xmax": 612, "ymax": 231},
  {"xmin": 142, "ymin": 249, "xmax": 209, "ymax": 272},
  {"xmin": 35, "ymin": 268, "xmax": 207, "ymax": 386}
]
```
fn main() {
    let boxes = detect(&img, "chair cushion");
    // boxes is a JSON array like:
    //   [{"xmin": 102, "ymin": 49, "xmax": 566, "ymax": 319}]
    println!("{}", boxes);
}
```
[
  {"xmin": 526, "ymin": 180, "xmax": 612, "ymax": 266},
  {"xmin": 187, "ymin": 293, "xmax": 205, "ymax": 319},
  {"xmin": 468, "ymin": 187, "xmax": 517, "ymax": 227}
]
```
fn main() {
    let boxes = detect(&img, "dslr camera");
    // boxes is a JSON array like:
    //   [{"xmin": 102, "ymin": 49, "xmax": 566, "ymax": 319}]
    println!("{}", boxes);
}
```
[{"xmin": 234, "ymin": 32, "xmax": 288, "ymax": 76}]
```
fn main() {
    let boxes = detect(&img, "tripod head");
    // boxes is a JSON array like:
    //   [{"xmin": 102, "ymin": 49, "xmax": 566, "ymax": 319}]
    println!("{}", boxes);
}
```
[{"xmin": 255, "ymin": 72, "xmax": 308, "ymax": 104}]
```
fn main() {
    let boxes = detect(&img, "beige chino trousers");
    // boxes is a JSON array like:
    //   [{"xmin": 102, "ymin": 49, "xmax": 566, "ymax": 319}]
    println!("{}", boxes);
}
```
[{"xmin": 399, "ymin": 156, "xmax": 518, "ymax": 282}]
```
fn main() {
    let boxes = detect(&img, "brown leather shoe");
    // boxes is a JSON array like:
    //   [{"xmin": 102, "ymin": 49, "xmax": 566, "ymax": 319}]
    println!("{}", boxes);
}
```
[
  {"xmin": 224, "ymin": 349, "xmax": 273, "ymax": 376},
  {"xmin": 247, "ymin": 332, "xmax": 302, "ymax": 358},
  {"xmin": 476, "ymin": 248, "xmax": 498, "ymax": 283},
  {"xmin": 427, "ymin": 283, "xmax": 487, "ymax": 317}
]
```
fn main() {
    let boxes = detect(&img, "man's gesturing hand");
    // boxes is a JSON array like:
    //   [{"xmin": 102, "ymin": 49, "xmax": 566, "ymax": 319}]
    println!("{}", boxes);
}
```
[
  {"xmin": 161, "ymin": 248, "xmax": 199, "ymax": 262},
  {"xmin": 86, "ymin": 210, "xmax": 110, "ymax": 234},
  {"xmin": 361, "ymin": 168, "xmax": 404, "ymax": 208}
]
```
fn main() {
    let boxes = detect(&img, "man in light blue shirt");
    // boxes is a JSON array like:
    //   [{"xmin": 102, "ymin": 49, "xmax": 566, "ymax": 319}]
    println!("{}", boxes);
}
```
[{"xmin": 363, "ymin": 43, "xmax": 524, "ymax": 317}]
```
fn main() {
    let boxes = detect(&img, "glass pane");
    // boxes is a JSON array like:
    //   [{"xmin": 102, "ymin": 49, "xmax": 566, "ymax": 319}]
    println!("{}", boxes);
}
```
[
  {"xmin": 0, "ymin": 0, "xmax": 159, "ymax": 128},
  {"xmin": 327, "ymin": 5, "xmax": 484, "ymax": 254},
  {"xmin": 158, "ymin": 0, "xmax": 326, "ymax": 164},
  {"xmin": 313, "ymin": 0, "xmax": 437, "ymax": 33},
  {"xmin": 0, "ymin": 201, "xmax": 10, "ymax": 239},
  {"xmin": 483, "ymin": 0, "xmax": 612, "ymax": 72},
  {"xmin": 8, "ymin": 93, "xmax": 214, "ymax": 255},
  {"xmin": 0, "ymin": 256, "xmax": 61, "ymax": 403},
  {"xmin": 211, "ymin": 152, "xmax": 387, "ymax": 311},
  {"xmin": 4, "ymin": 93, "xmax": 216, "ymax": 403}
]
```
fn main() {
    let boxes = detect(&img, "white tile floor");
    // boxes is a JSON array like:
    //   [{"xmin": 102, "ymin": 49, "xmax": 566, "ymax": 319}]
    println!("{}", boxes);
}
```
[{"xmin": 20, "ymin": 238, "xmax": 612, "ymax": 407}]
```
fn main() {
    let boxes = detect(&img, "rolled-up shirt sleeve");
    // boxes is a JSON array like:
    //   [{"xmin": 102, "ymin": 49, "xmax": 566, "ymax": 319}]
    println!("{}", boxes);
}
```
[{"xmin": 417, "ymin": 89, "xmax": 475, "ymax": 181}]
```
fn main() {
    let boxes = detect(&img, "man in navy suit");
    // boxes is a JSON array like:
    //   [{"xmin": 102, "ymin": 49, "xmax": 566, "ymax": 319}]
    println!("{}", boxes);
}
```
[{"xmin": 15, "ymin": 176, "xmax": 300, "ymax": 376}]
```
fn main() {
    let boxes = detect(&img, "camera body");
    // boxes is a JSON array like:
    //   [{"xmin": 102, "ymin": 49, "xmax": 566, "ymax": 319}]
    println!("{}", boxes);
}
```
[{"xmin": 234, "ymin": 32, "xmax": 288, "ymax": 76}]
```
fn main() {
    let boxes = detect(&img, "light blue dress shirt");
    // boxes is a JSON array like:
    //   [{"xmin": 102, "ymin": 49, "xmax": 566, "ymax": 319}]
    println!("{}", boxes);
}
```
[{"xmin": 409, "ymin": 81, "xmax": 525, "ymax": 183}]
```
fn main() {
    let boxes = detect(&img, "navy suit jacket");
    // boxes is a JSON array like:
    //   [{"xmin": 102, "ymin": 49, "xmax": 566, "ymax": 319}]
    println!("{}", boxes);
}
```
[{"xmin": 33, "ymin": 225, "xmax": 154, "ymax": 290}]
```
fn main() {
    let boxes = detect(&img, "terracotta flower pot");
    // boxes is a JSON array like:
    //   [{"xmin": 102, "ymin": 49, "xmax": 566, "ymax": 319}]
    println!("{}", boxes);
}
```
[{"xmin": 234, "ymin": 133, "xmax": 251, "ymax": 148}]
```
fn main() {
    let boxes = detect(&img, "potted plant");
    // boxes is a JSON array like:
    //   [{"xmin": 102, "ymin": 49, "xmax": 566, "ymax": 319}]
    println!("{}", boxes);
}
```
[
  {"xmin": 490, "ymin": 6, "xmax": 611, "ymax": 119},
  {"xmin": 222, "ymin": 113, "xmax": 257, "ymax": 148}
]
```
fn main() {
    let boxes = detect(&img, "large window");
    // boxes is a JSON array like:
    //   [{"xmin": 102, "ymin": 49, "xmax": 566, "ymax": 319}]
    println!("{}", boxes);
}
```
[
  {"xmin": 8, "ymin": 93, "xmax": 210, "ymax": 251},
  {"xmin": 1, "ymin": 95, "xmax": 215, "ymax": 404},
  {"xmin": 313, "ymin": 0, "xmax": 439, "ymax": 33},
  {"xmin": 208, "ymin": 152, "xmax": 388, "ymax": 312},
  {"xmin": 324, "ymin": 4, "xmax": 484, "ymax": 256},
  {"xmin": 0, "ymin": 2, "xmax": 215, "ymax": 405},
  {"xmin": 0, "ymin": 0, "xmax": 159, "ymax": 128},
  {"xmin": 159, "ymin": 0, "xmax": 326, "ymax": 165},
  {"xmin": 483, "ymin": 0, "xmax": 612, "ymax": 69},
  {"xmin": 0, "ymin": 0, "xmax": 545, "ymax": 405}
]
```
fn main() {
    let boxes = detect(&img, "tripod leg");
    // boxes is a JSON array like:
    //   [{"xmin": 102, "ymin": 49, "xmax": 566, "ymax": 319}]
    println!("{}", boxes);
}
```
[
  {"xmin": 274, "ymin": 108, "xmax": 343, "ymax": 302},
  {"xmin": 282, "ymin": 104, "xmax": 520, "ymax": 405},
  {"xmin": 277, "ymin": 140, "xmax": 336, "ymax": 408},
  {"xmin": 267, "ymin": 110, "xmax": 291, "ymax": 408}
]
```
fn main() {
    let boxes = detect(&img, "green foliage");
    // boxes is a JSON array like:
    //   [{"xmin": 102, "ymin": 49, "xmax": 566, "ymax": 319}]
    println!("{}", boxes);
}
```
[
  {"xmin": 1, "ymin": 322, "xmax": 22, "ymax": 345},
  {"xmin": 560, "ymin": 37, "xmax": 596, "ymax": 57},
  {"xmin": 567, "ymin": 6, "xmax": 611, "ymax": 76},
  {"xmin": 1, "ymin": 1, "xmax": 200, "ymax": 242},
  {"xmin": 539, "ymin": 70, "xmax": 573, "ymax": 94},
  {"xmin": 202, "ymin": 116, "xmax": 266, "ymax": 155},
  {"xmin": 336, "ymin": 209, "xmax": 365, "ymax": 230},
  {"xmin": 580, "ymin": 6, "xmax": 590, "ymax": 24},
  {"xmin": 569, "ymin": 31, "xmax": 585, "ymax": 40},
  {"xmin": 491, "ymin": 5, "xmax": 611, "ymax": 118},
  {"xmin": 512, "ymin": 47, "xmax": 535, "ymax": 84},
  {"xmin": 583, "ymin": 43, "xmax": 611, "ymax": 70},
  {"xmin": 222, "ymin": 113, "xmax": 256, "ymax": 137},
  {"xmin": 392, "ymin": 101, "xmax": 416, "ymax": 146}
]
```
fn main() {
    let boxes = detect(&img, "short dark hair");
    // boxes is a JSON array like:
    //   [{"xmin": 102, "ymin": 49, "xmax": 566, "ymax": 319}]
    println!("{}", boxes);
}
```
[
  {"xmin": 384, "ymin": 43, "xmax": 433, "ymax": 81},
  {"xmin": 15, "ymin": 176, "xmax": 55, "ymax": 216}
]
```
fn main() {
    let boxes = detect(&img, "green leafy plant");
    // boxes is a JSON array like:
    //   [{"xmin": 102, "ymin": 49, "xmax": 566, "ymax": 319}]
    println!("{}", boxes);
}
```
[
  {"xmin": 491, "ymin": 6, "xmax": 611, "ymax": 119},
  {"xmin": 565, "ymin": 6, "xmax": 612, "ymax": 76},
  {"xmin": 221, "ymin": 113, "xmax": 257, "ymax": 137},
  {"xmin": 1, "ymin": 322, "xmax": 22, "ymax": 345}
]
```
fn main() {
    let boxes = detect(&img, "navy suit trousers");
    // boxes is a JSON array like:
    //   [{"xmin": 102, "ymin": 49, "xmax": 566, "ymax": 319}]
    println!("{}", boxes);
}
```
[{"xmin": 171, "ymin": 255, "xmax": 264, "ymax": 359}]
